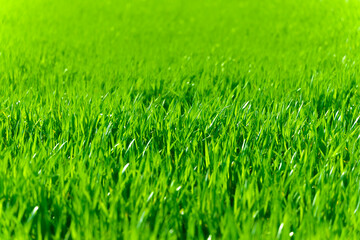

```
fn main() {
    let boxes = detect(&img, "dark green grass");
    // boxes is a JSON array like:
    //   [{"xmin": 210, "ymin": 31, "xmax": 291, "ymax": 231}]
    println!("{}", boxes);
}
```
[{"xmin": 1, "ymin": 0, "xmax": 360, "ymax": 239}]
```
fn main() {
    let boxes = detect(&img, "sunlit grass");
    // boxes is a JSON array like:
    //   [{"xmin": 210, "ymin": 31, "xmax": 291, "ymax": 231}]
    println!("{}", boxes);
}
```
[{"xmin": 1, "ymin": 0, "xmax": 360, "ymax": 239}]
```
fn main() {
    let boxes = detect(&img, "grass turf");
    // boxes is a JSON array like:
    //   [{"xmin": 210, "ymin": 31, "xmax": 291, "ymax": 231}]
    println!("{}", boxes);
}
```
[{"xmin": 1, "ymin": 0, "xmax": 360, "ymax": 239}]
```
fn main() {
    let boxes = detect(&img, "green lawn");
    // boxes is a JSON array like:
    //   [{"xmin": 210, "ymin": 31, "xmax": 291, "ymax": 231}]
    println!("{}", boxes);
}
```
[{"xmin": 1, "ymin": 0, "xmax": 360, "ymax": 239}]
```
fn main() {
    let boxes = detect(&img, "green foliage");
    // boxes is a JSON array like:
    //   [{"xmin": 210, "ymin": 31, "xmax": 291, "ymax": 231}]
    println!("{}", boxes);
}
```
[{"xmin": 1, "ymin": 0, "xmax": 360, "ymax": 239}]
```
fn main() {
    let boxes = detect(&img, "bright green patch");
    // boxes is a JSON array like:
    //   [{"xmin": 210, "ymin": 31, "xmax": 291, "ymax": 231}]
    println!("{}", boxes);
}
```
[{"xmin": 1, "ymin": 0, "xmax": 360, "ymax": 239}]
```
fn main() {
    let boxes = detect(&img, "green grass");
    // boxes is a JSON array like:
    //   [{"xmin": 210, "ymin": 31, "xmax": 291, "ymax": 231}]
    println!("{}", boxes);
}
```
[{"xmin": 1, "ymin": 0, "xmax": 360, "ymax": 239}]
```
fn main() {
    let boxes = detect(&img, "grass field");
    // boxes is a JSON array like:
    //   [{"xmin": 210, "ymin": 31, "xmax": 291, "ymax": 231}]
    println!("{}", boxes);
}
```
[{"xmin": 1, "ymin": 0, "xmax": 360, "ymax": 239}]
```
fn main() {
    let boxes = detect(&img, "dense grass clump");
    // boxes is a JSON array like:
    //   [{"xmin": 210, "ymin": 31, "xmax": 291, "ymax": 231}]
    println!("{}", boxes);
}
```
[{"xmin": 1, "ymin": 0, "xmax": 360, "ymax": 238}]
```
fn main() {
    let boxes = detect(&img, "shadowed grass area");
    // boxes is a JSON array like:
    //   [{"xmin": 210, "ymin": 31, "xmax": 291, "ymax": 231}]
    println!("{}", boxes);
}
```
[{"xmin": 1, "ymin": 0, "xmax": 360, "ymax": 239}]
